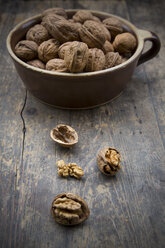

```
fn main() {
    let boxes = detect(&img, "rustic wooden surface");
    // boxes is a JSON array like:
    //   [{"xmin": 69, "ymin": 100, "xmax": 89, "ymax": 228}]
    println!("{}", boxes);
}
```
[{"xmin": 0, "ymin": 0, "xmax": 165, "ymax": 247}]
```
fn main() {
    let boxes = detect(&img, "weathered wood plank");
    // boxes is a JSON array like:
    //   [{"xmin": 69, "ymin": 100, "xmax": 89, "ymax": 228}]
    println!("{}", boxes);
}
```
[{"xmin": 0, "ymin": 0, "xmax": 165, "ymax": 248}]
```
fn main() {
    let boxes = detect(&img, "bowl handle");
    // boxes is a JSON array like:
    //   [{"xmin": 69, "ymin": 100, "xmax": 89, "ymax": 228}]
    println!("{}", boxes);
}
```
[{"xmin": 137, "ymin": 29, "xmax": 161, "ymax": 66}]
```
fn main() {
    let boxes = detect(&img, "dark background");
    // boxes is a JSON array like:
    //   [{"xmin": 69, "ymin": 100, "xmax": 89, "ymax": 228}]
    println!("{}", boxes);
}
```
[{"xmin": 0, "ymin": 0, "xmax": 165, "ymax": 248}]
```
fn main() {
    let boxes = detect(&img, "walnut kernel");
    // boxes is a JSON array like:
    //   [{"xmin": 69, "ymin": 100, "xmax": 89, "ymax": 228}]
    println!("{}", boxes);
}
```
[
  {"xmin": 15, "ymin": 40, "xmax": 38, "ymax": 61},
  {"xmin": 46, "ymin": 58, "xmax": 68, "ymax": 72},
  {"xmin": 97, "ymin": 147, "xmax": 121, "ymax": 176},
  {"xmin": 51, "ymin": 193, "xmax": 90, "ymax": 225}
]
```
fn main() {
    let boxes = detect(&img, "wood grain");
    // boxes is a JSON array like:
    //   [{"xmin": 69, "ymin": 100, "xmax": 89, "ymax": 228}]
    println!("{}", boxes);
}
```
[{"xmin": 0, "ymin": 0, "xmax": 165, "ymax": 248}]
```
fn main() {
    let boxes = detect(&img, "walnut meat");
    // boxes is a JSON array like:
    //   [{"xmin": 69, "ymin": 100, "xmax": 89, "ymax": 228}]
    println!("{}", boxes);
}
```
[
  {"xmin": 79, "ymin": 20, "xmax": 110, "ymax": 49},
  {"xmin": 38, "ymin": 39, "xmax": 60, "ymax": 63},
  {"xmin": 104, "ymin": 52, "xmax": 123, "ymax": 69},
  {"xmin": 56, "ymin": 160, "xmax": 84, "ymax": 179},
  {"xmin": 58, "ymin": 42, "xmax": 72, "ymax": 59},
  {"xmin": 103, "ymin": 17, "xmax": 123, "ymax": 38},
  {"xmin": 15, "ymin": 40, "xmax": 38, "ymax": 61},
  {"xmin": 46, "ymin": 59, "xmax": 68, "ymax": 72},
  {"xmin": 103, "ymin": 40, "xmax": 114, "ymax": 54},
  {"xmin": 51, "ymin": 193, "xmax": 90, "ymax": 225},
  {"xmin": 42, "ymin": 7, "xmax": 68, "ymax": 19},
  {"xmin": 50, "ymin": 124, "xmax": 78, "ymax": 147},
  {"xmin": 64, "ymin": 41, "xmax": 89, "ymax": 73},
  {"xmin": 42, "ymin": 17, "xmax": 79, "ymax": 43},
  {"xmin": 113, "ymin": 32, "xmax": 137, "ymax": 54},
  {"xmin": 85, "ymin": 48, "xmax": 105, "ymax": 72},
  {"xmin": 27, "ymin": 59, "xmax": 45, "ymax": 69},
  {"xmin": 97, "ymin": 147, "xmax": 121, "ymax": 176},
  {"xmin": 26, "ymin": 24, "xmax": 50, "ymax": 45},
  {"xmin": 72, "ymin": 10, "xmax": 95, "ymax": 23}
]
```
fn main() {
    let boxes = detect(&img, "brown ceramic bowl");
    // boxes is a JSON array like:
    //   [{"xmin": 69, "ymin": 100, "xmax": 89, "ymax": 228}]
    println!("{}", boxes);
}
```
[{"xmin": 7, "ymin": 9, "xmax": 161, "ymax": 109}]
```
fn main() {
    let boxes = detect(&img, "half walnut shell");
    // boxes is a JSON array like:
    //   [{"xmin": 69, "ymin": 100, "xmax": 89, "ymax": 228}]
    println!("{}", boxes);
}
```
[
  {"xmin": 50, "ymin": 124, "xmax": 78, "ymax": 147},
  {"xmin": 51, "ymin": 193, "xmax": 90, "ymax": 226}
]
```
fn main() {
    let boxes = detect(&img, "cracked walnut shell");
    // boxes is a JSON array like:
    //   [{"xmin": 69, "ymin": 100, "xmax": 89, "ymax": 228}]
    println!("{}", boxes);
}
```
[
  {"xmin": 97, "ymin": 147, "xmax": 121, "ymax": 176},
  {"xmin": 38, "ymin": 39, "xmax": 60, "ymax": 63},
  {"xmin": 103, "ymin": 17, "xmax": 123, "ymax": 38},
  {"xmin": 79, "ymin": 20, "xmax": 110, "ymax": 49},
  {"xmin": 64, "ymin": 41, "xmax": 89, "ymax": 73},
  {"xmin": 50, "ymin": 124, "xmax": 78, "ymax": 147},
  {"xmin": 15, "ymin": 40, "xmax": 38, "ymax": 61},
  {"xmin": 85, "ymin": 48, "xmax": 105, "ymax": 72},
  {"xmin": 26, "ymin": 24, "xmax": 50, "ymax": 45},
  {"xmin": 113, "ymin": 32, "xmax": 137, "ymax": 54},
  {"xmin": 51, "ymin": 193, "xmax": 90, "ymax": 225}
]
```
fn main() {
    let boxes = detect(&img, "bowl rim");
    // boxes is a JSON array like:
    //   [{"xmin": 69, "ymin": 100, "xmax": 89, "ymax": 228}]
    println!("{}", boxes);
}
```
[{"xmin": 6, "ymin": 9, "xmax": 144, "ymax": 77}]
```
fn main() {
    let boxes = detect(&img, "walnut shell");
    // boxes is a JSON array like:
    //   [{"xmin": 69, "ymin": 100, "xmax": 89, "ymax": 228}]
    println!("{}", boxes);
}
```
[
  {"xmin": 42, "ymin": 16, "xmax": 79, "ymax": 43},
  {"xmin": 72, "ymin": 10, "xmax": 95, "ymax": 23},
  {"xmin": 26, "ymin": 24, "xmax": 50, "ymax": 45},
  {"xmin": 64, "ymin": 41, "xmax": 89, "ymax": 73},
  {"xmin": 51, "ymin": 193, "xmax": 90, "ymax": 226},
  {"xmin": 50, "ymin": 124, "xmax": 78, "ymax": 147},
  {"xmin": 79, "ymin": 20, "xmax": 110, "ymax": 49},
  {"xmin": 15, "ymin": 40, "xmax": 38, "ymax": 61},
  {"xmin": 103, "ymin": 40, "xmax": 114, "ymax": 54},
  {"xmin": 92, "ymin": 16, "xmax": 101, "ymax": 23},
  {"xmin": 113, "ymin": 32, "xmax": 137, "ymax": 54},
  {"xmin": 97, "ymin": 147, "xmax": 121, "ymax": 176},
  {"xmin": 42, "ymin": 7, "xmax": 67, "ymax": 19},
  {"xmin": 58, "ymin": 42, "xmax": 73, "ymax": 59},
  {"xmin": 104, "ymin": 52, "xmax": 123, "ymax": 69},
  {"xmin": 38, "ymin": 39, "xmax": 60, "ymax": 63},
  {"xmin": 27, "ymin": 59, "xmax": 45, "ymax": 69},
  {"xmin": 85, "ymin": 48, "xmax": 105, "ymax": 72},
  {"xmin": 46, "ymin": 59, "xmax": 68, "ymax": 72},
  {"xmin": 103, "ymin": 17, "xmax": 123, "ymax": 38}
]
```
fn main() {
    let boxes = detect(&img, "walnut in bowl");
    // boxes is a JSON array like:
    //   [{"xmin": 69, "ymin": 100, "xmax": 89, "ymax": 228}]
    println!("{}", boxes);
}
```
[{"xmin": 50, "ymin": 124, "xmax": 78, "ymax": 147}]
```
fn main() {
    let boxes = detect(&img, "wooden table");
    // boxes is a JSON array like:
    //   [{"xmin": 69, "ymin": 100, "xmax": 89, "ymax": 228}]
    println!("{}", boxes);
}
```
[{"xmin": 0, "ymin": 1, "xmax": 165, "ymax": 247}]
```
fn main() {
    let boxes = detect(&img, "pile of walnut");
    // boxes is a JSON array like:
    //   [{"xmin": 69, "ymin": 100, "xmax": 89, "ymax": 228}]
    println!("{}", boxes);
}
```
[
  {"xmin": 56, "ymin": 160, "xmax": 84, "ymax": 179},
  {"xmin": 14, "ymin": 8, "xmax": 137, "ymax": 73}
]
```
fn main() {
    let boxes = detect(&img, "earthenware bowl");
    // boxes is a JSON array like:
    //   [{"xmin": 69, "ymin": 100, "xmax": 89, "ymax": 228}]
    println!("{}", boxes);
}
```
[{"xmin": 7, "ymin": 9, "xmax": 161, "ymax": 109}]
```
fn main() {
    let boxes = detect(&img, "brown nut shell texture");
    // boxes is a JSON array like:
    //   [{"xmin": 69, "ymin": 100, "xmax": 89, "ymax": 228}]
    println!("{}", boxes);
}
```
[
  {"xmin": 46, "ymin": 59, "xmax": 68, "ymax": 72},
  {"xmin": 27, "ymin": 59, "xmax": 45, "ymax": 69},
  {"xmin": 104, "ymin": 52, "xmax": 123, "ymax": 69},
  {"xmin": 58, "ymin": 42, "xmax": 72, "ymax": 59},
  {"xmin": 79, "ymin": 20, "xmax": 110, "ymax": 49},
  {"xmin": 85, "ymin": 48, "xmax": 105, "ymax": 72},
  {"xmin": 113, "ymin": 32, "xmax": 137, "ymax": 54},
  {"xmin": 56, "ymin": 160, "xmax": 84, "ymax": 179},
  {"xmin": 50, "ymin": 124, "xmax": 78, "ymax": 147},
  {"xmin": 64, "ymin": 41, "xmax": 89, "ymax": 72},
  {"xmin": 42, "ymin": 7, "xmax": 68, "ymax": 19},
  {"xmin": 38, "ymin": 39, "xmax": 60, "ymax": 63},
  {"xmin": 51, "ymin": 193, "xmax": 90, "ymax": 225},
  {"xmin": 15, "ymin": 40, "xmax": 38, "ymax": 61},
  {"xmin": 72, "ymin": 10, "xmax": 95, "ymax": 23},
  {"xmin": 103, "ymin": 17, "xmax": 123, "ymax": 38},
  {"xmin": 26, "ymin": 24, "xmax": 50, "ymax": 45},
  {"xmin": 97, "ymin": 147, "xmax": 121, "ymax": 176},
  {"xmin": 103, "ymin": 40, "xmax": 114, "ymax": 54}
]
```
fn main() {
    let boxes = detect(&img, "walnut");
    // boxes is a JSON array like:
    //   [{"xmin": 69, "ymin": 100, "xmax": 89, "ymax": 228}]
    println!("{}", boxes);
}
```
[
  {"xmin": 72, "ymin": 10, "xmax": 95, "ymax": 23},
  {"xmin": 58, "ymin": 42, "xmax": 72, "ymax": 59},
  {"xmin": 42, "ymin": 13, "xmax": 65, "ymax": 26},
  {"xmin": 50, "ymin": 124, "xmax": 78, "ymax": 147},
  {"xmin": 64, "ymin": 41, "xmax": 89, "ymax": 73},
  {"xmin": 92, "ymin": 16, "xmax": 101, "ymax": 23},
  {"xmin": 104, "ymin": 52, "xmax": 123, "ymax": 69},
  {"xmin": 38, "ymin": 39, "xmax": 60, "ymax": 63},
  {"xmin": 15, "ymin": 40, "xmax": 38, "ymax": 61},
  {"xmin": 26, "ymin": 24, "xmax": 50, "ymax": 45},
  {"xmin": 103, "ymin": 40, "xmax": 114, "ymax": 54},
  {"xmin": 46, "ymin": 59, "xmax": 68, "ymax": 72},
  {"xmin": 51, "ymin": 193, "xmax": 90, "ymax": 225},
  {"xmin": 42, "ymin": 7, "xmax": 67, "ymax": 19},
  {"xmin": 27, "ymin": 59, "xmax": 45, "ymax": 69},
  {"xmin": 113, "ymin": 32, "xmax": 137, "ymax": 54},
  {"xmin": 42, "ymin": 16, "xmax": 79, "ymax": 43},
  {"xmin": 85, "ymin": 48, "xmax": 105, "ymax": 72},
  {"xmin": 97, "ymin": 147, "xmax": 121, "ymax": 176},
  {"xmin": 79, "ymin": 20, "xmax": 110, "ymax": 49},
  {"xmin": 103, "ymin": 17, "xmax": 123, "ymax": 38},
  {"xmin": 56, "ymin": 160, "xmax": 84, "ymax": 179}
]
